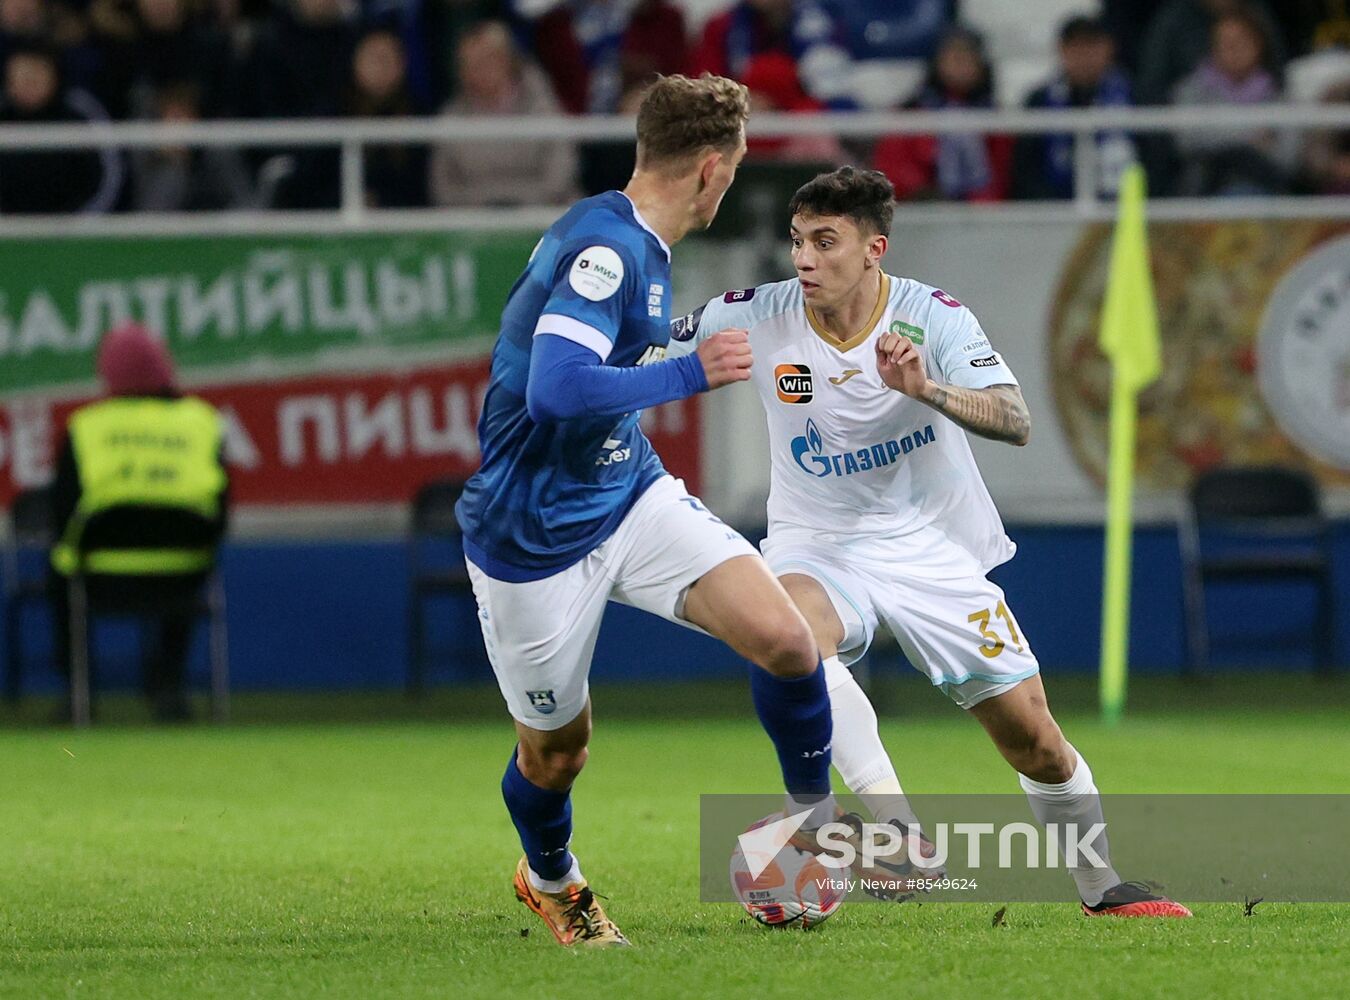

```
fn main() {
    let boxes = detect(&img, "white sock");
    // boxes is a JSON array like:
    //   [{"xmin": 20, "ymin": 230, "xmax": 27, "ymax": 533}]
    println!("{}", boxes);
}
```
[
  {"xmin": 823, "ymin": 656, "xmax": 922, "ymax": 831},
  {"xmin": 529, "ymin": 856, "xmax": 583, "ymax": 895},
  {"xmin": 1018, "ymin": 747, "xmax": 1121, "ymax": 905}
]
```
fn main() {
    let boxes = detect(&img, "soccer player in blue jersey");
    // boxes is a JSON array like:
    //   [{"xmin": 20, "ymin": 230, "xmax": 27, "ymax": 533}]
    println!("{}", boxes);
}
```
[{"xmin": 455, "ymin": 75, "xmax": 837, "ymax": 947}]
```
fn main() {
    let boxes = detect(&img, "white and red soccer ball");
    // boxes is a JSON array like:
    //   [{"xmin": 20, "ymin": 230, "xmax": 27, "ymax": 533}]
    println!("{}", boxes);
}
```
[{"xmin": 729, "ymin": 812, "xmax": 845, "ymax": 929}]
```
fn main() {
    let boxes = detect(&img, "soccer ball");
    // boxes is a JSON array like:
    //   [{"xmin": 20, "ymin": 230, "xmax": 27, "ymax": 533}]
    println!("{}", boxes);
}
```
[{"xmin": 729, "ymin": 812, "xmax": 845, "ymax": 928}]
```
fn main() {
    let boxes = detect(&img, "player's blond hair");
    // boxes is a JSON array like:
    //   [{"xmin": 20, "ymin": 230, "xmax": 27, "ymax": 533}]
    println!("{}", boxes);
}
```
[{"xmin": 634, "ymin": 74, "xmax": 749, "ymax": 176}]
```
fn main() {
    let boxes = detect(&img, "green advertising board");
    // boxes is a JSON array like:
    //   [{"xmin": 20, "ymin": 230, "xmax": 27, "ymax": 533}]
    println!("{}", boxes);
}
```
[{"xmin": 0, "ymin": 231, "xmax": 541, "ymax": 393}]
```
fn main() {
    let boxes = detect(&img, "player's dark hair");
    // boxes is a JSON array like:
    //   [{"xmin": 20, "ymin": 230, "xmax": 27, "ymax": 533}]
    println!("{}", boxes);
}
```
[
  {"xmin": 788, "ymin": 166, "xmax": 895, "ymax": 236},
  {"xmin": 635, "ymin": 74, "xmax": 749, "ymax": 174}
]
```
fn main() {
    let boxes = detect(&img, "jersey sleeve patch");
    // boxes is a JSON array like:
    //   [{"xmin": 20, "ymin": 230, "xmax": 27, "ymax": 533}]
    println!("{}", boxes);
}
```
[
  {"xmin": 569, "ymin": 245, "xmax": 625, "ymax": 301},
  {"xmin": 723, "ymin": 287, "xmax": 756, "ymax": 304},
  {"xmin": 670, "ymin": 305, "xmax": 705, "ymax": 342},
  {"xmin": 932, "ymin": 289, "xmax": 963, "ymax": 308}
]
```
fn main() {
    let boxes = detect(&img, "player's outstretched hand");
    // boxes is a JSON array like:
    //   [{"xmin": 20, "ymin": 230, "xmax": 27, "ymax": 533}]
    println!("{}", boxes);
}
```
[
  {"xmin": 697, "ymin": 328, "xmax": 753, "ymax": 389},
  {"xmin": 876, "ymin": 333, "xmax": 931, "ymax": 398}
]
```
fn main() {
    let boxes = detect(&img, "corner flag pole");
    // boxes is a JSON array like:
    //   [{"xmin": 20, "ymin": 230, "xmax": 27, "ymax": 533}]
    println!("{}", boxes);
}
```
[
  {"xmin": 1100, "ymin": 374, "xmax": 1138, "ymax": 725},
  {"xmin": 1098, "ymin": 165, "xmax": 1161, "ymax": 725}
]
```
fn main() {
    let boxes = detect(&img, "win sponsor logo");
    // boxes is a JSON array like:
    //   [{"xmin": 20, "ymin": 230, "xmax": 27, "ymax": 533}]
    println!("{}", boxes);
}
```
[
  {"xmin": 775, "ymin": 363, "xmax": 813, "ymax": 403},
  {"xmin": 791, "ymin": 418, "xmax": 936, "ymax": 478},
  {"xmin": 970, "ymin": 355, "xmax": 1001, "ymax": 368}
]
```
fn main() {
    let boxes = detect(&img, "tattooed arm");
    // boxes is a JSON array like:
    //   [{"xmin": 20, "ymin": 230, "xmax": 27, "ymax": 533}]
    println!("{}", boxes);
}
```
[
  {"xmin": 919, "ymin": 382, "xmax": 1030, "ymax": 446},
  {"xmin": 875, "ymin": 332, "xmax": 1031, "ymax": 446}
]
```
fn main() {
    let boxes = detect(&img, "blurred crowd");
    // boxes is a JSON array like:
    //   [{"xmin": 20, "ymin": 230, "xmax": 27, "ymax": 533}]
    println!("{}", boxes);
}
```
[{"xmin": 0, "ymin": 0, "xmax": 1346, "ymax": 214}]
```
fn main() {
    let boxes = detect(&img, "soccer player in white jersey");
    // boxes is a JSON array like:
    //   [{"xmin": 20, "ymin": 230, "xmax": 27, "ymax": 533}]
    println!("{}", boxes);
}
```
[{"xmin": 670, "ymin": 166, "xmax": 1191, "ymax": 917}]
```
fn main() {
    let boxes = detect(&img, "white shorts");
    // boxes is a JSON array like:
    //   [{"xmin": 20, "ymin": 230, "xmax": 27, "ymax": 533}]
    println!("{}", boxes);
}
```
[
  {"xmin": 760, "ymin": 530, "xmax": 1040, "ymax": 710},
  {"xmin": 466, "ymin": 475, "xmax": 759, "ymax": 730}
]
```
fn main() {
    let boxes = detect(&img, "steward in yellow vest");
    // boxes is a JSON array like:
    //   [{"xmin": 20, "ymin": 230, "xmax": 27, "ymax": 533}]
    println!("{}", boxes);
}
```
[{"xmin": 48, "ymin": 324, "xmax": 230, "ymax": 722}]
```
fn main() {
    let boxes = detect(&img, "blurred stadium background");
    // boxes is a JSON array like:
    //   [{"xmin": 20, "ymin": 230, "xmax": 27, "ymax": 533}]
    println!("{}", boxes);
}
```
[
  {"xmin": 1, "ymin": 2, "xmax": 1349, "ymax": 996},
  {"xmin": 2, "ymin": 0, "xmax": 1347, "ymax": 707}
]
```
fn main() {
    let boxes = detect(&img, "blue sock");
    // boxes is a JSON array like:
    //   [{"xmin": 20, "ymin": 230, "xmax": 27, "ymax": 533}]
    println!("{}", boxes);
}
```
[
  {"xmin": 749, "ymin": 663, "xmax": 833, "ymax": 794},
  {"xmin": 501, "ymin": 750, "xmax": 574, "ymax": 881}
]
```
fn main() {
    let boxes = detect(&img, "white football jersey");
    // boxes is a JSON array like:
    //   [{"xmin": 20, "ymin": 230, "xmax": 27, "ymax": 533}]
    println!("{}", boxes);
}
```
[{"xmin": 670, "ymin": 273, "xmax": 1019, "ymax": 573}]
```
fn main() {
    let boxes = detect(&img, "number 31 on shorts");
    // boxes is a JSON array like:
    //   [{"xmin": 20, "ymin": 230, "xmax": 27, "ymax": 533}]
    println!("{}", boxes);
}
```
[{"xmin": 967, "ymin": 601, "xmax": 1024, "ymax": 658}]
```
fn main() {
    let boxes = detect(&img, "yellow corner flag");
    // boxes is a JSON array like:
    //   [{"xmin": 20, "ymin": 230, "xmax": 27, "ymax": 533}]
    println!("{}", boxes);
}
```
[{"xmin": 1098, "ymin": 164, "xmax": 1161, "ymax": 725}]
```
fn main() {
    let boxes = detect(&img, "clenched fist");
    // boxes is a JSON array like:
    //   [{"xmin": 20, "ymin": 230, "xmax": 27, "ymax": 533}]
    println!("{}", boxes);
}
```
[
  {"xmin": 697, "ymin": 328, "xmax": 753, "ymax": 389},
  {"xmin": 875, "ymin": 333, "xmax": 933, "ymax": 399}
]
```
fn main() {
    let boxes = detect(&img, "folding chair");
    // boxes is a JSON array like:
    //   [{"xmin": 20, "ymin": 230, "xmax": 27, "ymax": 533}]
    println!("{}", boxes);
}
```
[
  {"xmin": 3, "ymin": 487, "xmax": 55, "ymax": 703},
  {"xmin": 61, "ymin": 506, "xmax": 230, "ymax": 727},
  {"xmin": 406, "ymin": 478, "xmax": 474, "ymax": 696},
  {"xmin": 1179, "ymin": 466, "xmax": 1335, "ymax": 676}
]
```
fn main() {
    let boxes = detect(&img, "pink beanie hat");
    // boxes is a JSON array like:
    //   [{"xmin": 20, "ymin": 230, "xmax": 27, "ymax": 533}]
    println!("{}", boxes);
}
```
[{"xmin": 96, "ymin": 323, "xmax": 177, "ymax": 395}]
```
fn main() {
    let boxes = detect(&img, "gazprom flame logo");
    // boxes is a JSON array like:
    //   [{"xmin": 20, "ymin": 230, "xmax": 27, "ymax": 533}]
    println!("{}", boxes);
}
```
[{"xmin": 791, "ymin": 419, "xmax": 831, "ymax": 477}]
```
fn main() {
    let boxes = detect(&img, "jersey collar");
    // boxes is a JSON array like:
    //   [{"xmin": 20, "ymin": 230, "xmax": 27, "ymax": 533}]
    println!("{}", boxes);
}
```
[
  {"xmin": 619, "ymin": 191, "xmax": 671, "ymax": 262},
  {"xmin": 805, "ymin": 273, "xmax": 890, "ymax": 353}
]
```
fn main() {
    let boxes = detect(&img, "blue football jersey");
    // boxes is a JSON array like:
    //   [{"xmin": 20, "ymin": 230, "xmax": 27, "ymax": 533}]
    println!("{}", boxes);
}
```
[{"xmin": 456, "ymin": 191, "xmax": 675, "ymax": 581}]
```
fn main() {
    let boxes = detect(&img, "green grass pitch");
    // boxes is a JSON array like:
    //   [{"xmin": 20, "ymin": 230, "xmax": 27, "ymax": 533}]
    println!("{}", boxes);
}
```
[{"xmin": 1, "ymin": 676, "xmax": 1347, "ymax": 999}]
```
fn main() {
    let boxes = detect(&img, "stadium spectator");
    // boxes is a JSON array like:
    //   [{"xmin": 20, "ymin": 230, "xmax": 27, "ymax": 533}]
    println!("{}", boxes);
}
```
[
  {"xmin": 241, "ymin": 0, "xmax": 359, "ymax": 208},
  {"xmin": 1101, "ymin": 0, "xmax": 1168, "ymax": 76},
  {"xmin": 1269, "ymin": 0, "xmax": 1350, "ymax": 59},
  {"xmin": 427, "ymin": 20, "xmax": 576, "ymax": 206},
  {"xmin": 574, "ymin": 79, "xmax": 647, "ymax": 195},
  {"xmin": 509, "ymin": 0, "xmax": 587, "ymax": 112},
  {"xmin": 873, "ymin": 25, "xmax": 1011, "ymax": 202},
  {"xmin": 1011, "ymin": 15, "xmax": 1136, "ymax": 201},
  {"xmin": 0, "ymin": 0, "xmax": 100, "ymax": 93},
  {"xmin": 829, "ymin": 0, "xmax": 953, "ymax": 61},
  {"xmin": 346, "ymin": 27, "xmax": 429, "ymax": 207},
  {"xmin": 610, "ymin": 0, "xmax": 687, "ymax": 93},
  {"xmin": 129, "ymin": 80, "xmax": 255, "ymax": 210},
  {"xmin": 740, "ymin": 51, "xmax": 843, "ymax": 163},
  {"xmin": 0, "ymin": 0, "xmax": 52, "ymax": 63},
  {"xmin": 515, "ymin": 0, "xmax": 687, "ymax": 114},
  {"xmin": 1300, "ymin": 75, "xmax": 1350, "ymax": 193},
  {"xmin": 399, "ymin": 0, "xmax": 504, "ymax": 110},
  {"xmin": 88, "ymin": 0, "xmax": 236, "ymax": 119},
  {"xmin": 1171, "ymin": 7, "xmax": 1294, "ymax": 194},
  {"xmin": 689, "ymin": 0, "xmax": 855, "ymax": 108},
  {"xmin": 1136, "ymin": 0, "xmax": 1284, "ymax": 104},
  {"xmin": 514, "ymin": 1, "xmax": 687, "ymax": 196},
  {"xmin": 0, "ymin": 41, "xmax": 122, "ymax": 214},
  {"xmin": 244, "ymin": 0, "xmax": 356, "ymax": 119},
  {"xmin": 48, "ymin": 323, "xmax": 230, "ymax": 723}
]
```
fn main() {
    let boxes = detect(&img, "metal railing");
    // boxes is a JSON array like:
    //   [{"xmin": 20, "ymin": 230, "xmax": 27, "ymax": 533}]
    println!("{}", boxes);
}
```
[{"xmin": 0, "ymin": 104, "xmax": 1346, "ymax": 227}]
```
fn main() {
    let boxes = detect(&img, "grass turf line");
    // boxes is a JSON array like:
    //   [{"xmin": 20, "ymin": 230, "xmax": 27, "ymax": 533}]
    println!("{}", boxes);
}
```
[{"xmin": 1, "ymin": 683, "xmax": 1347, "ymax": 998}]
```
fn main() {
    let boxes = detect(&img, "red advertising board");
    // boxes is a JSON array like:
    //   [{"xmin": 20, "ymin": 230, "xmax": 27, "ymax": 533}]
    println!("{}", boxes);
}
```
[{"xmin": 0, "ymin": 359, "xmax": 701, "ymax": 507}]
